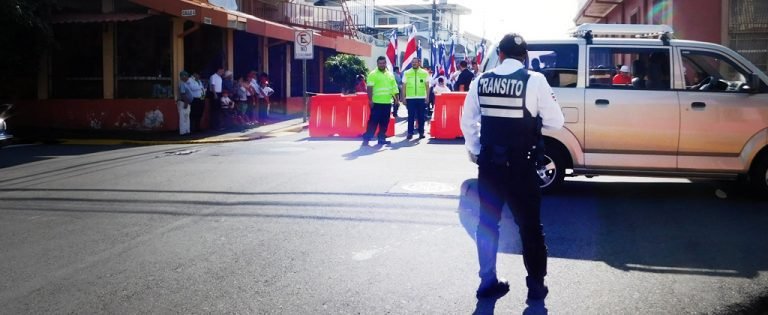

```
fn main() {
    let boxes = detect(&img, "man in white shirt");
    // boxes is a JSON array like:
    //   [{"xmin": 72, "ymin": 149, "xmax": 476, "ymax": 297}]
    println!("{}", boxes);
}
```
[
  {"xmin": 208, "ymin": 67, "xmax": 225, "ymax": 129},
  {"xmin": 460, "ymin": 33, "xmax": 564, "ymax": 301},
  {"xmin": 187, "ymin": 72, "xmax": 205, "ymax": 131}
]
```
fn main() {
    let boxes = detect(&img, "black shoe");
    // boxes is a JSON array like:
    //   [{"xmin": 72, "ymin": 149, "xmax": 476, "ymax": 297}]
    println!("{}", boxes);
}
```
[
  {"xmin": 476, "ymin": 278, "xmax": 510, "ymax": 299},
  {"xmin": 361, "ymin": 140, "xmax": 370, "ymax": 147},
  {"xmin": 378, "ymin": 140, "xmax": 391, "ymax": 145},
  {"xmin": 526, "ymin": 276, "xmax": 549, "ymax": 301},
  {"xmin": 418, "ymin": 134, "xmax": 426, "ymax": 139},
  {"xmin": 406, "ymin": 134, "xmax": 413, "ymax": 140}
]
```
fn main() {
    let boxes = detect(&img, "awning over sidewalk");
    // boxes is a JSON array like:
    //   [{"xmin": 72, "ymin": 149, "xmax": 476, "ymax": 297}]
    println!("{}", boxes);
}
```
[
  {"xmin": 130, "ymin": 0, "xmax": 370, "ymax": 56},
  {"xmin": 51, "ymin": 13, "xmax": 151, "ymax": 24},
  {"xmin": 574, "ymin": 0, "xmax": 624, "ymax": 24}
]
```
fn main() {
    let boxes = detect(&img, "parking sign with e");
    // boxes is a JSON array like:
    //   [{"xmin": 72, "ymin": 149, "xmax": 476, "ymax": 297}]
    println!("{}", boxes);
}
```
[{"xmin": 294, "ymin": 30, "xmax": 313, "ymax": 60}]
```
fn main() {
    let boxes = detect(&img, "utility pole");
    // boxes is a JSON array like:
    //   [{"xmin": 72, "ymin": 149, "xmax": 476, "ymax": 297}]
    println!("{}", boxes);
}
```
[
  {"xmin": 431, "ymin": 0, "xmax": 437, "ymax": 43},
  {"xmin": 431, "ymin": 0, "xmax": 436, "ymax": 71}
]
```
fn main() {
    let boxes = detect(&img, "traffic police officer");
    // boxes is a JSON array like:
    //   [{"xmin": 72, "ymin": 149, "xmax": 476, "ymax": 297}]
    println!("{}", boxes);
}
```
[
  {"xmin": 401, "ymin": 57, "xmax": 430, "ymax": 139},
  {"xmin": 363, "ymin": 56, "xmax": 400, "ymax": 146},
  {"xmin": 460, "ymin": 33, "xmax": 565, "ymax": 300}
]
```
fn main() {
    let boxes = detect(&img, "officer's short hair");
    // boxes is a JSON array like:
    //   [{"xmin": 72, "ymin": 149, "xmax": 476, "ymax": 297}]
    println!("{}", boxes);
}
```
[
  {"xmin": 377, "ymin": 56, "xmax": 386, "ymax": 62},
  {"xmin": 459, "ymin": 60, "xmax": 468, "ymax": 68},
  {"xmin": 498, "ymin": 33, "xmax": 528, "ymax": 58}
]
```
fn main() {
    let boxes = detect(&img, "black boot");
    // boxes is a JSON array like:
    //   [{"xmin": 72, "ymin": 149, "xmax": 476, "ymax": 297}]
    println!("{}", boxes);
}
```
[
  {"xmin": 476, "ymin": 278, "xmax": 509, "ymax": 298},
  {"xmin": 526, "ymin": 276, "xmax": 548, "ymax": 300}
]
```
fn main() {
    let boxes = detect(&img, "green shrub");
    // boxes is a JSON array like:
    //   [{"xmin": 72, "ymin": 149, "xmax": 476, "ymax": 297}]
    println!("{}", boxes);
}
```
[{"xmin": 324, "ymin": 54, "xmax": 369, "ymax": 93}]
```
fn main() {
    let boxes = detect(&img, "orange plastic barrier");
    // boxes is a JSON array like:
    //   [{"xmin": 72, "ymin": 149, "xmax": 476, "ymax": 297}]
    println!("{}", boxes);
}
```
[
  {"xmin": 309, "ymin": 93, "xmax": 395, "ymax": 138},
  {"xmin": 309, "ymin": 93, "xmax": 366, "ymax": 137},
  {"xmin": 430, "ymin": 92, "xmax": 467, "ymax": 139}
]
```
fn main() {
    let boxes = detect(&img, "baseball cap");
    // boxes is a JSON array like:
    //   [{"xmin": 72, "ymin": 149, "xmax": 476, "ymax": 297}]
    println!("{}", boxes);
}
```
[
  {"xmin": 498, "ymin": 33, "xmax": 528, "ymax": 57},
  {"xmin": 620, "ymin": 65, "xmax": 630, "ymax": 73}
]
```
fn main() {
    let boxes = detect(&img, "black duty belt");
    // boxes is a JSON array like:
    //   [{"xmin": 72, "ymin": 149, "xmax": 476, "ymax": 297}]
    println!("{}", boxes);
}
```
[{"xmin": 481, "ymin": 145, "xmax": 537, "ymax": 166}]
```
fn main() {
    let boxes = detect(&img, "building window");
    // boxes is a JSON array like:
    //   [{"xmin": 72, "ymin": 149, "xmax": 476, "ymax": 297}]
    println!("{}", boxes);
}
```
[
  {"xmin": 377, "ymin": 17, "xmax": 397, "ymax": 25},
  {"xmin": 50, "ymin": 23, "xmax": 103, "ymax": 99},
  {"xmin": 115, "ymin": 16, "xmax": 173, "ymax": 99}
]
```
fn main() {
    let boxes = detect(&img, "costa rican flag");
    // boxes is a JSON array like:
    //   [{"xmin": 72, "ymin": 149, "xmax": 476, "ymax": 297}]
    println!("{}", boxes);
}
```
[
  {"xmin": 385, "ymin": 29, "xmax": 398, "ymax": 71},
  {"xmin": 402, "ymin": 24, "xmax": 419, "ymax": 71},
  {"xmin": 446, "ymin": 37, "xmax": 456, "ymax": 77},
  {"xmin": 476, "ymin": 40, "xmax": 485, "ymax": 66}
]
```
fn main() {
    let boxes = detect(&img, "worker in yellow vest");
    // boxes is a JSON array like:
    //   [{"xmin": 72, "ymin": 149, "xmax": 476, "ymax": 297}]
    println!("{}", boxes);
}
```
[
  {"xmin": 401, "ymin": 57, "xmax": 430, "ymax": 140},
  {"xmin": 363, "ymin": 56, "xmax": 400, "ymax": 146}
]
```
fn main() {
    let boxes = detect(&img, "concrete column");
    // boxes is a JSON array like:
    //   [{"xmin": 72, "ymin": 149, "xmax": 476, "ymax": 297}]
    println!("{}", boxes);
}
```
[
  {"xmin": 286, "ymin": 43, "xmax": 292, "ymax": 97},
  {"xmin": 721, "ymin": 0, "xmax": 730, "ymax": 46},
  {"xmin": 227, "ymin": 29, "xmax": 234, "ymax": 71},
  {"xmin": 262, "ymin": 35, "xmax": 269, "ymax": 73},
  {"xmin": 319, "ymin": 49, "xmax": 324, "ymax": 93},
  {"xmin": 101, "ymin": 0, "xmax": 114, "ymax": 13},
  {"xmin": 172, "ymin": 17, "xmax": 185, "ymax": 101},
  {"xmin": 103, "ymin": 23, "xmax": 115, "ymax": 99}
]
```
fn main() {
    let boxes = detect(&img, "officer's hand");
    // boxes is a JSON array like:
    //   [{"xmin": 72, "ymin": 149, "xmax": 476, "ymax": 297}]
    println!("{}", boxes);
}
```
[
  {"xmin": 402, "ymin": 99, "xmax": 407, "ymax": 106},
  {"xmin": 368, "ymin": 100, "xmax": 373, "ymax": 108},
  {"xmin": 468, "ymin": 151, "xmax": 478, "ymax": 164}
]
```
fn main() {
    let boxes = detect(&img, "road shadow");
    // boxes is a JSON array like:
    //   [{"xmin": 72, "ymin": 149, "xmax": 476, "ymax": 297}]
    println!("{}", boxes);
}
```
[
  {"xmin": 458, "ymin": 178, "xmax": 768, "ymax": 278},
  {"xmin": 0, "ymin": 144, "xmax": 146, "ymax": 170}
]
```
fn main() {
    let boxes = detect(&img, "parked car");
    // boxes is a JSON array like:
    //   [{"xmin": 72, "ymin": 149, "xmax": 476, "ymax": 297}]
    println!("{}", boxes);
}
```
[
  {"xmin": 0, "ymin": 104, "xmax": 14, "ymax": 147},
  {"xmin": 481, "ymin": 24, "xmax": 768, "ymax": 196}
]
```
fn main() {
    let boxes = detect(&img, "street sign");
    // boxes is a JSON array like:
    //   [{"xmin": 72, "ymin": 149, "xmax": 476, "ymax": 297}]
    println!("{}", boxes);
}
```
[{"xmin": 294, "ymin": 30, "xmax": 314, "ymax": 60}]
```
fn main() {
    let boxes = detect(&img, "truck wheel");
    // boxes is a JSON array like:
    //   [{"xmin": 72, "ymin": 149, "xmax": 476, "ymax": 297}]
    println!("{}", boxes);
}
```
[
  {"xmin": 750, "ymin": 153, "xmax": 768, "ymax": 198},
  {"xmin": 538, "ymin": 145, "xmax": 568, "ymax": 193}
]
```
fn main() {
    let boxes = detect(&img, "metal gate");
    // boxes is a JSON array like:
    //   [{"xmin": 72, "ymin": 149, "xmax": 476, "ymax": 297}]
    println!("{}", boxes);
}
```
[{"xmin": 729, "ymin": 0, "xmax": 768, "ymax": 72}]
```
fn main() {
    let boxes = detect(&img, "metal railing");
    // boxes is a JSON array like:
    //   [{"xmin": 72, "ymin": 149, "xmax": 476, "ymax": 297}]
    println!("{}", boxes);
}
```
[
  {"xmin": 729, "ymin": 0, "xmax": 768, "ymax": 71},
  {"xmin": 239, "ymin": 0, "xmax": 359, "ymax": 37}
]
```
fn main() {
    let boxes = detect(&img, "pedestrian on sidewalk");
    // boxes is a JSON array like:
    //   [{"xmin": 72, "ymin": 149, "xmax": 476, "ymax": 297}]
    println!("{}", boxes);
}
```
[
  {"xmin": 208, "ymin": 67, "xmax": 225, "ymax": 129},
  {"xmin": 188, "ymin": 72, "xmax": 205, "ymax": 131},
  {"xmin": 235, "ymin": 77, "xmax": 250, "ymax": 128},
  {"xmin": 362, "ymin": 56, "xmax": 399, "ymax": 146},
  {"xmin": 218, "ymin": 90, "xmax": 237, "ymax": 129},
  {"xmin": 257, "ymin": 73, "xmax": 272, "ymax": 121},
  {"xmin": 393, "ymin": 66, "xmax": 403, "ymax": 117},
  {"xmin": 460, "ymin": 33, "xmax": 565, "ymax": 301},
  {"xmin": 248, "ymin": 71, "xmax": 262, "ymax": 124},
  {"xmin": 401, "ymin": 57, "xmax": 430, "ymax": 140},
  {"xmin": 177, "ymin": 71, "xmax": 193, "ymax": 135}
]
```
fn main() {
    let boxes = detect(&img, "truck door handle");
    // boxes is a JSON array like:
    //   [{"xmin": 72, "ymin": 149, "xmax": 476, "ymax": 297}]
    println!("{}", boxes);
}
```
[
  {"xmin": 595, "ymin": 99, "xmax": 610, "ymax": 106},
  {"xmin": 691, "ymin": 102, "xmax": 706, "ymax": 108}
]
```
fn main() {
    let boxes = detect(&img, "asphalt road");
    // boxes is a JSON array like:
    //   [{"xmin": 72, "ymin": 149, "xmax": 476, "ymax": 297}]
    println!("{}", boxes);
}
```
[{"xmin": 1, "ymin": 129, "xmax": 767, "ymax": 314}]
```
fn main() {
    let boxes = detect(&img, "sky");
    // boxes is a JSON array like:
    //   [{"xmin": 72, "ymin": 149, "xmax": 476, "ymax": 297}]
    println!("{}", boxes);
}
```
[{"xmin": 376, "ymin": 0, "xmax": 582, "ymax": 42}]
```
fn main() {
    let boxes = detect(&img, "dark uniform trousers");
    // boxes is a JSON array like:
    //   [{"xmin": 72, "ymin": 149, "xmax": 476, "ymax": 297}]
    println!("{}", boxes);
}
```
[
  {"xmin": 476, "ymin": 147, "xmax": 548, "ymax": 283},
  {"xmin": 405, "ymin": 98, "xmax": 426, "ymax": 136},
  {"xmin": 363, "ymin": 104, "xmax": 391, "ymax": 141}
]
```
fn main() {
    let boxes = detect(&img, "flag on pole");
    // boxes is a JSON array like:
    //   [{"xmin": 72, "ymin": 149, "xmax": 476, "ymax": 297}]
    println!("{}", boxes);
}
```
[
  {"xmin": 402, "ymin": 24, "xmax": 418, "ymax": 71},
  {"xmin": 437, "ymin": 42, "xmax": 446, "ymax": 74},
  {"xmin": 417, "ymin": 40, "xmax": 422, "ymax": 61},
  {"xmin": 431, "ymin": 41, "xmax": 438, "ymax": 77},
  {"xmin": 476, "ymin": 40, "xmax": 485, "ymax": 66},
  {"xmin": 446, "ymin": 37, "xmax": 456, "ymax": 78},
  {"xmin": 385, "ymin": 29, "xmax": 398, "ymax": 71}
]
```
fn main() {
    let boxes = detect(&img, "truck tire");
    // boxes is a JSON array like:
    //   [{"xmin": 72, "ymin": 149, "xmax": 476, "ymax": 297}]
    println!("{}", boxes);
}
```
[
  {"xmin": 538, "ymin": 143, "xmax": 568, "ymax": 193},
  {"xmin": 749, "ymin": 152, "xmax": 768, "ymax": 198}
]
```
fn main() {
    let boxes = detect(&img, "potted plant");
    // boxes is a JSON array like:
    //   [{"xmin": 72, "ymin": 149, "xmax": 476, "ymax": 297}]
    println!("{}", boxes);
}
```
[{"xmin": 324, "ymin": 54, "xmax": 369, "ymax": 94}]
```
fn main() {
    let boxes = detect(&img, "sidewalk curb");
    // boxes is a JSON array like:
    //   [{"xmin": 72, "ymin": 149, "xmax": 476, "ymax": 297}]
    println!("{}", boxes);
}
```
[{"xmin": 57, "ymin": 121, "xmax": 308, "ymax": 146}]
